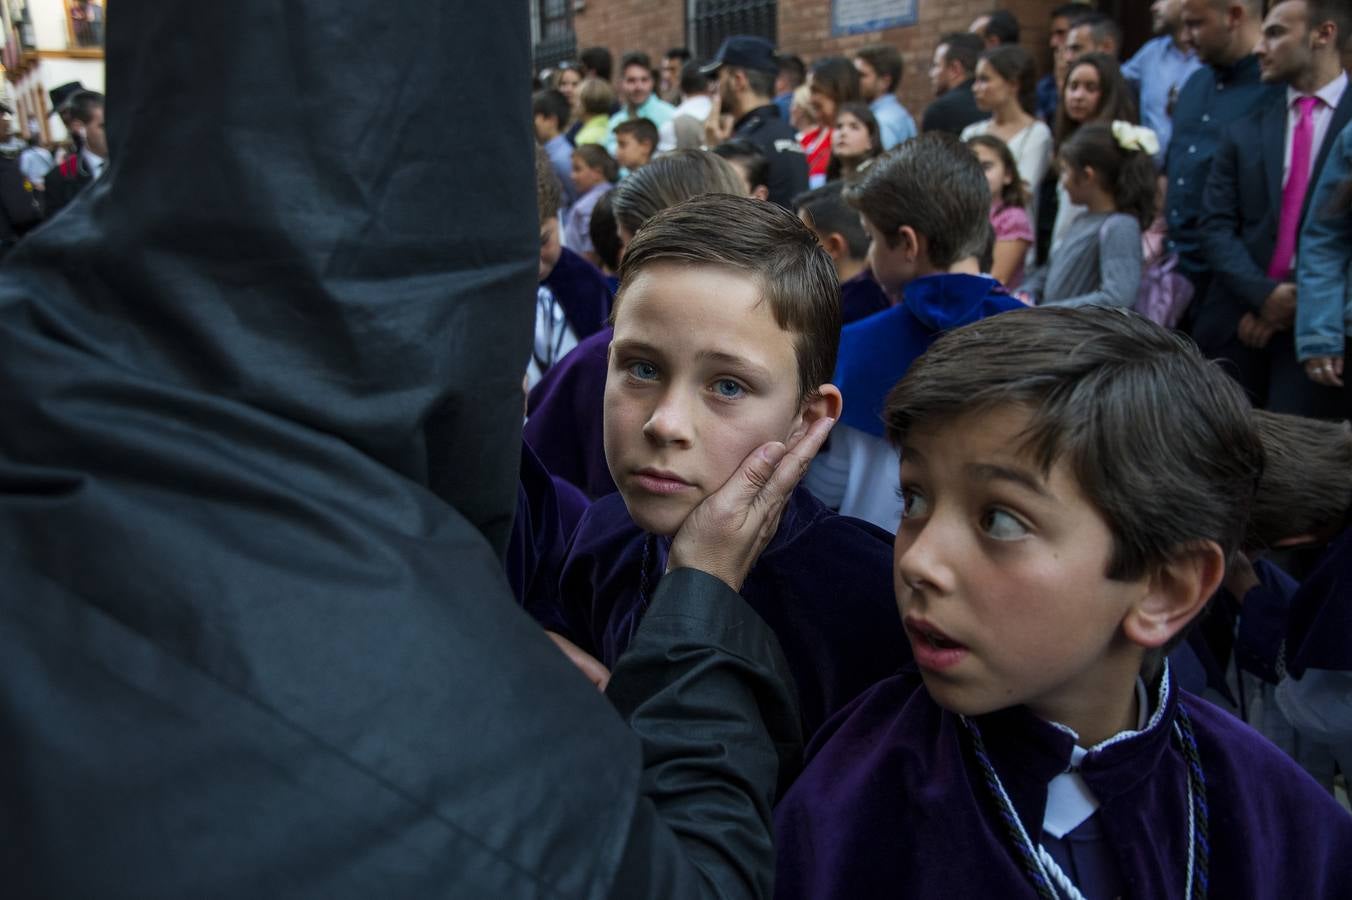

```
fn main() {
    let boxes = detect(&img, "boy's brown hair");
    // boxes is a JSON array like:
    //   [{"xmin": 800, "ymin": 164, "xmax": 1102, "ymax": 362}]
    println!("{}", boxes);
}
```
[
  {"xmin": 885, "ymin": 307, "xmax": 1264, "ymax": 581},
  {"xmin": 844, "ymin": 133, "xmax": 989, "ymax": 267},
  {"xmin": 535, "ymin": 144, "xmax": 561, "ymax": 225},
  {"xmin": 573, "ymin": 143, "xmax": 619, "ymax": 184},
  {"xmin": 1246, "ymin": 410, "xmax": 1352, "ymax": 551},
  {"xmin": 613, "ymin": 117, "xmax": 659, "ymax": 153},
  {"xmin": 616, "ymin": 193, "xmax": 842, "ymax": 399}
]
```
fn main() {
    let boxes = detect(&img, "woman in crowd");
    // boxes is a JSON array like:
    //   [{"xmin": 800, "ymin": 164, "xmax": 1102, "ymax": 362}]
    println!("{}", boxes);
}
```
[
  {"xmin": 826, "ymin": 102, "xmax": 883, "ymax": 183},
  {"xmin": 961, "ymin": 45, "xmax": 1051, "ymax": 226},
  {"xmin": 801, "ymin": 57, "xmax": 861, "ymax": 188}
]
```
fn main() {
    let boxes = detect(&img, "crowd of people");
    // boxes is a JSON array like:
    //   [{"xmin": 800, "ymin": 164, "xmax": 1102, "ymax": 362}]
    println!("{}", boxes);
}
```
[
  {"xmin": 0, "ymin": 80, "xmax": 107, "ymax": 253},
  {"xmin": 4, "ymin": 0, "xmax": 1352, "ymax": 895},
  {"xmin": 519, "ymin": 0, "xmax": 1352, "ymax": 894}
]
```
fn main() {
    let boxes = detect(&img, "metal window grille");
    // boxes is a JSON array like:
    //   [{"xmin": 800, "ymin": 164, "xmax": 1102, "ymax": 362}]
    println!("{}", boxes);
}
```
[
  {"xmin": 533, "ymin": 0, "xmax": 577, "ymax": 74},
  {"xmin": 687, "ymin": 0, "xmax": 776, "ymax": 60}
]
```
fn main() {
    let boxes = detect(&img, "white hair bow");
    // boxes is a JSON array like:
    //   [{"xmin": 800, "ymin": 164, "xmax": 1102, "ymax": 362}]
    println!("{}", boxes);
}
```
[{"xmin": 1111, "ymin": 120, "xmax": 1160, "ymax": 157}]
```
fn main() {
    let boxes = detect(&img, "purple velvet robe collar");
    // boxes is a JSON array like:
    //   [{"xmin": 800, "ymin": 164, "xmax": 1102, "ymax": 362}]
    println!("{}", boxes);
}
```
[{"xmin": 774, "ymin": 663, "xmax": 1352, "ymax": 899}]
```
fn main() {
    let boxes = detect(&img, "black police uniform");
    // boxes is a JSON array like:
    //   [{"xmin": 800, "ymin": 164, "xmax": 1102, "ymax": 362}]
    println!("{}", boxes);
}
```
[{"xmin": 732, "ymin": 103, "xmax": 808, "ymax": 208}]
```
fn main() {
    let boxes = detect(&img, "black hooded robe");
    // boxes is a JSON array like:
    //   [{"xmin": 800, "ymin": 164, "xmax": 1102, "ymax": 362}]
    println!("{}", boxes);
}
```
[{"xmin": 0, "ymin": 3, "xmax": 798, "ymax": 897}]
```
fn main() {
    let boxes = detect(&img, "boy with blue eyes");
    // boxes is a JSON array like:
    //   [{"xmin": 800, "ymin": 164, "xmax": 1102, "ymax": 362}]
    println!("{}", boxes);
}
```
[
  {"xmin": 528, "ymin": 193, "xmax": 908, "ymax": 739},
  {"xmin": 773, "ymin": 307, "xmax": 1352, "ymax": 900}
]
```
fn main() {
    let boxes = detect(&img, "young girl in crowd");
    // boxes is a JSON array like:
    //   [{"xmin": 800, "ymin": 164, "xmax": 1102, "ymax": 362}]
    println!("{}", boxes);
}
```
[
  {"xmin": 1042, "ymin": 52, "xmax": 1138, "ymax": 256},
  {"xmin": 1019, "ymin": 121, "xmax": 1154, "ymax": 308},
  {"xmin": 802, "ymin": 57, "xmax": 861, "ymax": 188},
  {"xmin": 967, "ymin": 134, "xmax": 1033, "ymax": 290},
  {"xmin": 826, "ymin": 102, "xmax": 882, "ymax": 182},
  {"xmin": 572, "ymin": 78, "xmax": 615, "ymax": 147},
  {"xmin": 961, "ymin": 45, "xmax": 1051, "ymax": 219},
  {"xmin": 564, "ymin": 144, "xmax": 618, "ymax": 266}
]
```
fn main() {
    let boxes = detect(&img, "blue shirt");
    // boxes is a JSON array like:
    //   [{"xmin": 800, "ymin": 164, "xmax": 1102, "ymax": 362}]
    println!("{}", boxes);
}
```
[
  {"xmin": 543, "ymin": 133, "xmax": 577, "ymax": 209},
  {"xmin": 1165, "ymin": 54, "xmax": 1279, "ymax": 272},
  {"xmin": 1121, "ymin": 35, "xmax": 1201, "ymax": 165},
  {"xmin": 870, "ymin": 93, "xmax": 917, "ymax": 150}
]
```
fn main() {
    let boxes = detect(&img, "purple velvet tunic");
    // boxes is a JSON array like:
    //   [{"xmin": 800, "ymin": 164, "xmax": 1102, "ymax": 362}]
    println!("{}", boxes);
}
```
[
  {"xmin": 541, "ymin": 246, "xmax": 612, "ymax": 341},
  {"xmin": 537, "ymin": 486, "xmax": 909, "ymax": 738},
  {"xmin": 774, "ymin": 667, "xmax": 1352, "ymax": 899},
  {"xmin": 505, "ymin": 443, "xmax": 589, "ymax": 612},
  {"xmin": 523, "ymin": 326, "xmax": 615, "ymax": 499}
]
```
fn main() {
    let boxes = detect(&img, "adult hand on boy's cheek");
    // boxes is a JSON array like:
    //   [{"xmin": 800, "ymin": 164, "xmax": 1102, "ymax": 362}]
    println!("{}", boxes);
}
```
[
  {"xmin": 546, "ymin": 630, "xmax": 611, "ymax": 691},
  {"xmin": 667, "ymin": 416, "xmax": 836, "ymax": 592}
]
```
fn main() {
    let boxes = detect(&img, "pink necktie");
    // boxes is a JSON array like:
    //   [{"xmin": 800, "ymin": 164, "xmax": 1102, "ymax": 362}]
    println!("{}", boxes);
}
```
[{"xmin": 1268, "ymin": 95, "xmax": 1321, "ymax": 280}]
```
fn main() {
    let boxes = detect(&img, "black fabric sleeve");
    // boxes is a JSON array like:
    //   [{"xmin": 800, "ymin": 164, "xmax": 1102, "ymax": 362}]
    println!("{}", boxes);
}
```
[{"xmin": 606, "ymin": 568, "xmax": 803, "ymax": 900}]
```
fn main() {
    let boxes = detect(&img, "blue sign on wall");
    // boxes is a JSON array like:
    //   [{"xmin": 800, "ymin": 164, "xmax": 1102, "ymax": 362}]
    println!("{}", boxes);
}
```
[{"xmin": 832, "ymin": 0, "xmax": 919, "ymax": 36}]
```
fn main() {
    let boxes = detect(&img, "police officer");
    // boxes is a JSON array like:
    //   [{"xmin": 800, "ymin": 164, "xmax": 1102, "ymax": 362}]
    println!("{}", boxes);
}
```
[{"xmin": 702, "ymin": 36, "xmax": 808, "ymax": 208}]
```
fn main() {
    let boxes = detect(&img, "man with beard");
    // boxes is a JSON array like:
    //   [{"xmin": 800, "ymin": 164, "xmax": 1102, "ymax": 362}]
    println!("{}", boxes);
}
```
[
  {"xmin": 1196, "ymin": 0, "xmax": 1351, "ymax": 416},
  {"xmin": 702, "ymin": 35, "xmax": 808, "ymax": 208}
]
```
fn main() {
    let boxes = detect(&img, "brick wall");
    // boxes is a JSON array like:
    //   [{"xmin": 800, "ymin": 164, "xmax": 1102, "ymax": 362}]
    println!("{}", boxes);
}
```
[{"xmin": 569, "ymin": 0, "xmax": 1066, "ymax": 125}]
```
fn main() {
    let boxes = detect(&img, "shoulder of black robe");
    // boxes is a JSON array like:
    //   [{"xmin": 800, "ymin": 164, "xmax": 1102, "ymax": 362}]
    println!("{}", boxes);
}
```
[{"xmin": 0, "ymin": 3, "xmax": 792, "ymax": 897}]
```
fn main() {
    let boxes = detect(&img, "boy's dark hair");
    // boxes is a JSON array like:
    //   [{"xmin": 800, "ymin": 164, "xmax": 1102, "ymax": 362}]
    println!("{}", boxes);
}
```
[
  {"xmin": 665, "ymin": 46, "xmax": 692, "ymax": 63},
  {"xmin": 980, "ymin": 45, "xmax": 1037, "ymax": 115},
  {"xmin": 680, "ymin": 59, "xmax": 712, "ymax": 97},
  {"xmin": 579, "ymin": 46, "xmax": 613, "ymax": 80},
  {"xmin": 984, "ymin": 9, "xmax": 1021, "ymax": 45},
  {"xmin": 854, "ymin": 44, "xmax": 904, "ymax": 94},
  {"xmin": 843, "ymin": 132, "xmax": 988, "ymax": 268},
  {"xmin": 589, "ymin": 190, "xmax": 623, "ymax": 272},
  {"xmin": 68, "ymin": 90, "xmax": 104, "ymax": 124},
  {"xmin": 1245, "ymin": 411, "xmax": 1352, "ymax": 551},
  {"xmin": 614, "ymin": 117, "xmax": 659, "ymax": 151},
  {"xmin": 1059, "ymin": 123, "xmax": 1157, "ymax": 228},
  {"xmin": 712, "ymin": 138, "xmax": 770, "ymax": 193},
  {"xmin": 778, "ymin": 54, "xmax": 807, "ymax": 89},
  {"xmin": 937, "ymin": 32, "xmax": 984, "ymax": 77},
  {"xmin": 1052, "ymin": 2, "xmax": 1087, "ymax": 20},
  {"xmin": 574, "ymin": 142, "xmax": 619, "ymax": 184},
  {"xmin": 885, "ymin": 307, "xmax": 1264, "ymax": 582},
  {"xmin": 966, "ymin": 133, "xmax": 1031, "ymax": 208},
  {"xmin": 808, "ymin": 56, "xmax": 862, "ymax": 106},
  {"xmin": 794, "ymin": 180, "xmax": 870, "ymax": 260},
  {"xmin": 620, "ymin": 51, "xmax": 654, "ymax": 76},
  {"xmin": 532, "ymin": 89, "xmax": 571, "ymax": 130},
  {"xmin": 1054, "ymin": 53, "xmax": 1137, "ymax": 145},
  {"xmin": 617, "ymin": 194, "xmax": 842, "ymax": 398},
  {"xmin": 578, "ymin": 78, "xmax": 617, "ymax": 117},
  {"xmin": 1069, "ymin": 11, "xmax": 1123, "ymax": 51},
  {"xmin": 535, "ymin": 144, "xmax": 562, "ymax": 225},
  {"xmin": 610, "ymin": 148, "xmax": 746, "ymax": 237}
]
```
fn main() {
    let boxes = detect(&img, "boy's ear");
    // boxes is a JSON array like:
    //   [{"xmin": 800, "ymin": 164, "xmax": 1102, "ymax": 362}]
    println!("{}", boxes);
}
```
[
  {"xmin": 821, "ymin": 231, "xmax": 849, "ymax": 263},
  {"xmin": 1121, "ymin": 541, "xmax": 1226, "ymax": 650},
  {"xmin": 897, "ymin": 226, "xmax": 921, "ymax": 262},
  {"xmin": 752, "ymin": 184, "xmax": 770, "ymax": 202},
  {"xmin": 789, "ymin": 384, "xmax": 843, "ymax": 444}
]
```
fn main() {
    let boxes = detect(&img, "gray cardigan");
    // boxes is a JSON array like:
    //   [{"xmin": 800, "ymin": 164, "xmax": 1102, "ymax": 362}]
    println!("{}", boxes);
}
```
[{"xmin": 1024, "ymin": 211, "xmax": 1142, "ymax": 308}]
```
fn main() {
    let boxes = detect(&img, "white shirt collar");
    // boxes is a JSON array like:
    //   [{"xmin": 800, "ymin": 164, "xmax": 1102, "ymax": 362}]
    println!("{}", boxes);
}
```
[
  {"xmin": 1286, "ymin": 69, "xmax": 1348, "ymax": 111},
  {"xmin": 82, "ymin": 147, "xmax": 107, "ymax": 179},
  {"xmin": 1041, "ymin": 677, "xmax": 1152, "ymax": 839}
]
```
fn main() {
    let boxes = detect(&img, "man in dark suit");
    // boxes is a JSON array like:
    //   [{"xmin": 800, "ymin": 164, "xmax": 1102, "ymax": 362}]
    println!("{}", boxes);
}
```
[
  {"xmin": 921, "ymin": 32, "xmax": 987, "ymax": 136},
  {"xmin": 1197, "ymin": 0, "xmax": 1350, "ymax": 417},
  {"xmin": 44, "ymin": 90, "xmax": 106, "ymax": 217}
]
